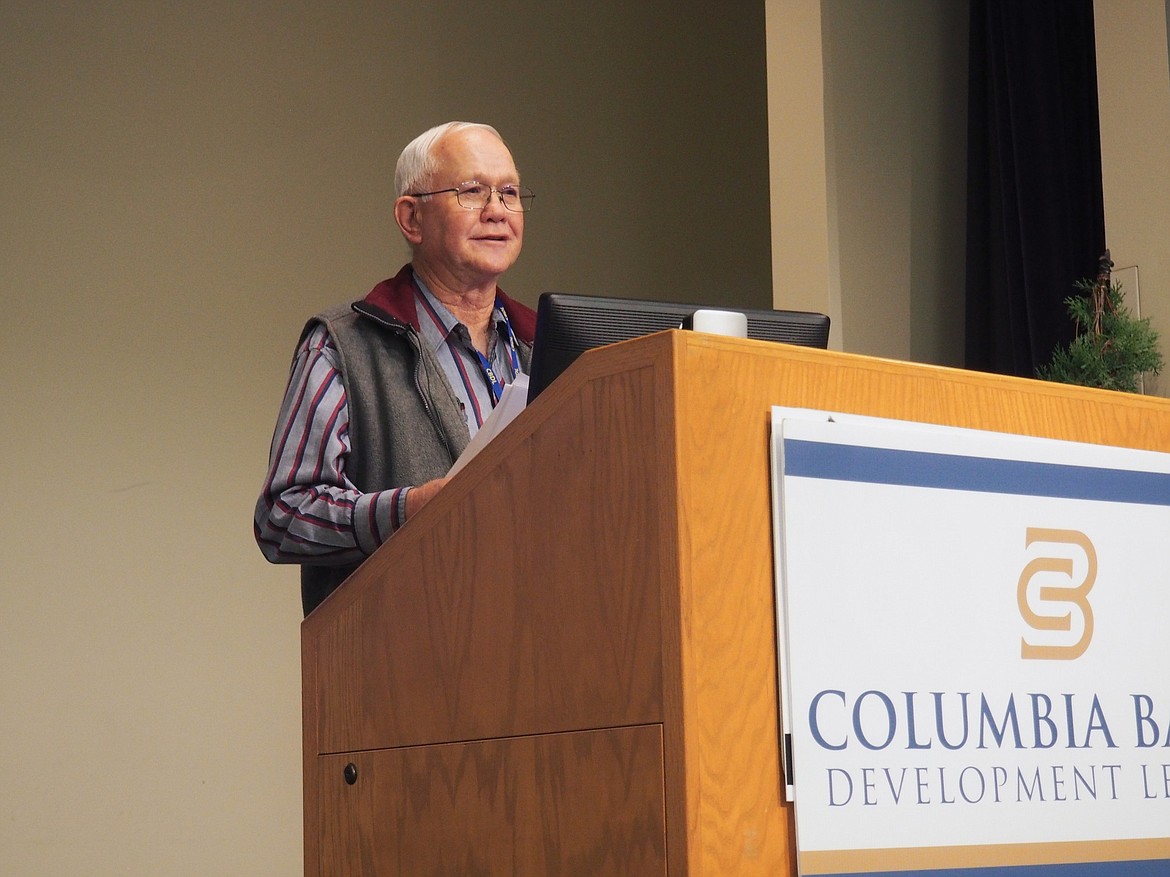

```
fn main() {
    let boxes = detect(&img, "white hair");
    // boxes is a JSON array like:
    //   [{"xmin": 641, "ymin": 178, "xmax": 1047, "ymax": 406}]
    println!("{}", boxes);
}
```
[{"xmin": 394, "ymin": 121, "xmax": 504, "ymax": 196}]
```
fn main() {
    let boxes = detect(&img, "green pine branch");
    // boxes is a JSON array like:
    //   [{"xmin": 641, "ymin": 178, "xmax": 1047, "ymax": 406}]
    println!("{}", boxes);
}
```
[{"xmin": 1037, "ymin": 280, "xmax": 1163, "ymax": 393}]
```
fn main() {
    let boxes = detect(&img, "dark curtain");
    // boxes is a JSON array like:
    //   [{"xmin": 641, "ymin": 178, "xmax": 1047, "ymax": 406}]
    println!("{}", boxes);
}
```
[{"xmin": 965, "ymin": 0, "xmax": 1107, "ymax": 377}]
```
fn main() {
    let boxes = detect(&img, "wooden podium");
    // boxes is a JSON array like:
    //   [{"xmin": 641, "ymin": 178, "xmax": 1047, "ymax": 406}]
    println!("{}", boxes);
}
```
[{"xmin": 301, "ymin": 331, "xmax": 1170, "ymax": 876}]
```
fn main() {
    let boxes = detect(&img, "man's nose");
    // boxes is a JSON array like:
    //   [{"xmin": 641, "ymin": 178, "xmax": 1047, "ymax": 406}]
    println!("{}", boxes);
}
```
[{"xmin": 481, "ymin": 191, "xmax": 509, "ymax": 216}]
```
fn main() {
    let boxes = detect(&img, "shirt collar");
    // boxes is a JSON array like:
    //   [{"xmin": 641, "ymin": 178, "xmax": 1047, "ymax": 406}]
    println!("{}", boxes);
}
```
[
  {"xmin": 413, "ymin": 273, "xmax": 461, "ymax": 354},
  {"xmin": 413, "ymin": 271, "xmax": 511, "ymax": 356}
]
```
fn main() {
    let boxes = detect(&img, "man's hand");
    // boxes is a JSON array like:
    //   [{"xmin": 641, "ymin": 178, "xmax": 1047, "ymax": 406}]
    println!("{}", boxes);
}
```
[{"xmin": 405, "ymin": 476, "xmax": 451, "ymax": 519}]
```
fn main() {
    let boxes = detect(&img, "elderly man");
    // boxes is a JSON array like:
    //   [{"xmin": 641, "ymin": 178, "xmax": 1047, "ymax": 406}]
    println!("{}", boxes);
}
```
[{"xmin": 255, "ymin": 121, "xmax": 537, "ymax": 615}]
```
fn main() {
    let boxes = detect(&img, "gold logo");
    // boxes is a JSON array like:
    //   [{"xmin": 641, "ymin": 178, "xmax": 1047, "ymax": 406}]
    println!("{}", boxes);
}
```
[{"xmin": 1017, "ymin": 528, "xmax": 1096, "ymax": 660}]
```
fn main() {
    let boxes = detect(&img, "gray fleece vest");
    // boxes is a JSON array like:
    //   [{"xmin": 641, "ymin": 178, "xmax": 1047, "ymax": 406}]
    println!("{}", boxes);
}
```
[{"xmin": 299, "ymin": 302, "xmax": 533, "ymax": 614}]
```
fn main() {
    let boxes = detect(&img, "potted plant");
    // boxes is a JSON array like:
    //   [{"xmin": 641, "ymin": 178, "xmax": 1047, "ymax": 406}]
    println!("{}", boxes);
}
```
[{"xmin": 1037, "ymin": 251, "xmax": 1163, "ymax": 393}]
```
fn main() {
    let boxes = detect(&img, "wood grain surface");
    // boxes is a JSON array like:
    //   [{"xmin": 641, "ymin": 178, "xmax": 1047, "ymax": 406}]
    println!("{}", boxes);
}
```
[{"xmin": 303, "ymin": 331, "xmax": 1170, "ymax": 876}]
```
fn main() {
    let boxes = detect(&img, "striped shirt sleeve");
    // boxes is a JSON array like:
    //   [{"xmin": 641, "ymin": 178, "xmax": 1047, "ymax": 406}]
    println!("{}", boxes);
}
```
[{"xmin": 253, "ymin": 324, "xmax": 404, "ymax": 565}]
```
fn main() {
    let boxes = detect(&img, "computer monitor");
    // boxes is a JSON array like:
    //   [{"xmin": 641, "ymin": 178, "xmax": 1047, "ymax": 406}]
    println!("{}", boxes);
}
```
[{"xmin": 526, "ymin": 292, "xmax": 831, "ymax": 402}]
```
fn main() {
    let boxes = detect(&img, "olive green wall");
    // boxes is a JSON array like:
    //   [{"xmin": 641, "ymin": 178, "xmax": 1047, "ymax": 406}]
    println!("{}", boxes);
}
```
[
  {"xmin": 768, "ymin": 0, "xmax": 969, "ymax": 363},
  {"xmin": 1096, "ymin": 0, "xmax": 1170, "ymax": 396},
  {"xmin": 0, "ymin": 2, "xmax": 771, "ymax": 874}
]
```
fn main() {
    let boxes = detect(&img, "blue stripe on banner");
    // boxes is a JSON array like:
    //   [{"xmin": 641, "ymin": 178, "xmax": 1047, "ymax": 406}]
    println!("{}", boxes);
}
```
[
  {"xmin": 818, "ymin": 862, "xmax": 1170, "ymax": 877},
  {"xmin": 782, "ymin": 439, "xmax": 1170, "ymax": 507}
]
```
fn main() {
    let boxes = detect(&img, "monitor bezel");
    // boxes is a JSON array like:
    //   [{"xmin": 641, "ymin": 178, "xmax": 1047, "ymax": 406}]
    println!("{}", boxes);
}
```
[{"xmin": 526, "ymin": 292, "xmax": 831, "ymax": 403}]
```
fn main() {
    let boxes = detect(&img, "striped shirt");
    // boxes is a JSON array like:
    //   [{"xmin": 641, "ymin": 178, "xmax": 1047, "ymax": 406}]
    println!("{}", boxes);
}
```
[{"xmin": 254, "ymin": 280, "xmax": 523, "ymax": 565}]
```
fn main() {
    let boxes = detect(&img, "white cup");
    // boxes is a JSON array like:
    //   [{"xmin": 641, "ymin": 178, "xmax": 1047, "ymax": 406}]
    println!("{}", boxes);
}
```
[{"xmin": 684, "ymin": 309, "xmax": 748, "ymax": 338}]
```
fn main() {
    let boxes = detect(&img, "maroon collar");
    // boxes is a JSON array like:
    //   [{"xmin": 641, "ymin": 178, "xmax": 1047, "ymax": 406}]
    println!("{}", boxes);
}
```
[{"xmin": 360, "ymin": 264, "xmax": 536, "ymax": 343}]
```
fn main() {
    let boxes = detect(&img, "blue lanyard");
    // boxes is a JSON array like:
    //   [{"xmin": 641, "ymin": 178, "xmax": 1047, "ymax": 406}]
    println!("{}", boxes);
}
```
[{"xmin": 475, "ymin": 303, "xmax": 521, "ymax": 404}]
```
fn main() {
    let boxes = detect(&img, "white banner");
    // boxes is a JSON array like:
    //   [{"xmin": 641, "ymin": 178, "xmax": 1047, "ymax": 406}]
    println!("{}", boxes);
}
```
[{"xmin": 770, "ymin": 408, "xmax": 1170, "ymax": 877}]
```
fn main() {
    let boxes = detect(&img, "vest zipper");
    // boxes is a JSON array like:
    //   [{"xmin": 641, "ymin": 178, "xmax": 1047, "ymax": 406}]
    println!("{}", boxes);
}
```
[
  {"xmin": 354, "ymin": 299, "xmax": 456, "ymax": 462},
  {"xmin": 409, "ymin": 334, "xmax": 454, "ymax": 461}
]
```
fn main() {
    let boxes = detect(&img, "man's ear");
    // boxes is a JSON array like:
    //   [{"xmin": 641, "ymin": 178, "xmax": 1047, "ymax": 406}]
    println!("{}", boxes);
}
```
[{"xmin": 394, "ymin": 196, "xmax": 424, "ymax": 246}]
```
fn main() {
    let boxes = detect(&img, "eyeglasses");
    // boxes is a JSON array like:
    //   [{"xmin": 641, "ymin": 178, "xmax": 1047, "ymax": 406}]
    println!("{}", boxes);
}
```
[{"xmin": 408, "ymin": 181, "xmax": 534, "ymax": 213}]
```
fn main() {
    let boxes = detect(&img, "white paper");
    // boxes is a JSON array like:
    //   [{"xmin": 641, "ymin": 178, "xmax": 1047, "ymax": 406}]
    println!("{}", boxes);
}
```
[{"xmin": 446, "ymin": 373, "xmax": 529, "ymax": 477}]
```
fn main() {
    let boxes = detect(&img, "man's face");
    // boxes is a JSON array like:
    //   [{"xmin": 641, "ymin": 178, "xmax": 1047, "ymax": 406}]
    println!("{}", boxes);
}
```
[{"xmin": 408, "ymin": 128, "xmax": 524, "ymax": 292}]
